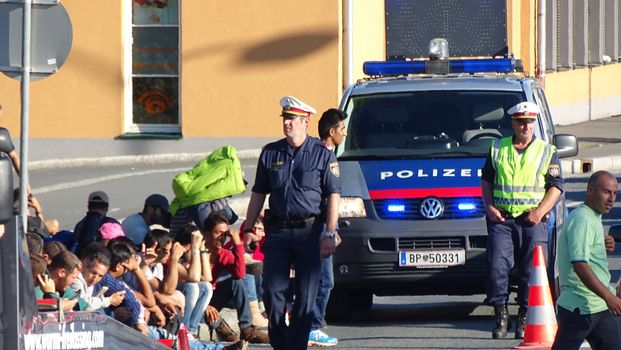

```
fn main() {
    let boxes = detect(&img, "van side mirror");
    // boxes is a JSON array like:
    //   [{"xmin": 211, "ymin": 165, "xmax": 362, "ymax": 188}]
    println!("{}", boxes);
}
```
[
  {"xmin": 609, "ymin": 225, "xmax": 621, "ymax": 242},
  {"xmin": 553, "ymin": 134, "xmax": 578, "ymax": 158}
]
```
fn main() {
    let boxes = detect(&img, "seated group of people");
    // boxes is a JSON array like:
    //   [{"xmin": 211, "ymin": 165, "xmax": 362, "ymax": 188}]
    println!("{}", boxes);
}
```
[{"xmin": 26, "ymin": 191, "xmax": 271, "ymax": 350}]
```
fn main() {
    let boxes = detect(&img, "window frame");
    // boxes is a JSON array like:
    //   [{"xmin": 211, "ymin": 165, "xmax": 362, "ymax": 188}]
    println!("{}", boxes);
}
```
[{"xmin": 123, "ymin": 0, "xmax": 181, "ymax": 134}]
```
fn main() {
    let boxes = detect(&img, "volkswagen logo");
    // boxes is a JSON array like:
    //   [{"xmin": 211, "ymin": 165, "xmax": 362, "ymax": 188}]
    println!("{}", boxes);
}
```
[{"xmin": 420, "ymin": 197, "xmax": 444, "ymax": 219}]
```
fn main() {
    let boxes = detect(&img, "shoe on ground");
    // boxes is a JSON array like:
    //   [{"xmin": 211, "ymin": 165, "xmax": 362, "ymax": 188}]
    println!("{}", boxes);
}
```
[
  {"xmin": 249, "ymin": 300, "xmax": 268, "ymax": 329},
  {"xmin": 215, "ymin": 319, "xmax": 240, "ymax": 342},
  {"xmin": 308, "ymin": 330, "xmax": 338, "ymax": 347},
  {"xmin": 240, "ymin": 325, "xmax": 269, "ymax": 344},
  {"xmin": 223, "ymin": 339, "xmax": 249, "ymax": 350},
  {"xmin": 492, "ymin": 304, "xmax": 510, "ymax": 339},
  {"xmin": 515, "ymin": 307, "xmax": 527, "ymax": 339}
]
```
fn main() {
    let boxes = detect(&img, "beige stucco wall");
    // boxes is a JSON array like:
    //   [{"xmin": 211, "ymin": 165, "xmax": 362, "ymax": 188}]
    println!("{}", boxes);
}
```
[
  {"xmin": 0, "ymin": 1, "xmax": 342, "ymax": 139},
  {"xmin": 546, "ymin": 63, "xmax": 621, "ymax": 125},
  {"xmin": 182, "ymin": 1, "xmax": 341, "ymax": 137},
  {"xmin": 3, "ymin": 0, "xmax": 620, "ymax": 142},
  {"xmin": 350, "ymin": 1, "xmax": 385, "ymax": 84},
  {"xmin": 0, "ymin": 0, "xmax": 125, "ymax": 138}
]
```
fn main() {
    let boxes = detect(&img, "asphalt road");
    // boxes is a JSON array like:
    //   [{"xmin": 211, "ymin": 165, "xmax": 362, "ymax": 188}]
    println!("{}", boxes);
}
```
[
  {"xmin": 27, "ymin": 163, "xmax": 621, "ymax": 349},
  {"xmin": 29, "ymin": 159, "xmax": 258, "ymax": 230}
]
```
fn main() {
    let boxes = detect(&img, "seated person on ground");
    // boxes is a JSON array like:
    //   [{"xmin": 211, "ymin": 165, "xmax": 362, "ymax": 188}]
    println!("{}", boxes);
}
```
[
  {"xmin": 94, "ymin": 240, "xmax": 149, "ymax": 334},
  {"xmin": 39, "ymin": 250, "xmax": 91, "ymax": 312},
  {"xmin": 203, "ymin": 212, "xmax": 268, "ymax": 344},
  {"xmin": 173, "ymin": 223, "xmax": 213, "ymax": 336},
  {"xmin": 141, "ymin": 228, "xmax": 186, "ymax": 318},
  {"xmin": 71, "ymin": 242, "xmax": 126, "ymax": 311},
  {"xmin": 42, "ymin": 240, "xmax": 68, "ymax": 265}
]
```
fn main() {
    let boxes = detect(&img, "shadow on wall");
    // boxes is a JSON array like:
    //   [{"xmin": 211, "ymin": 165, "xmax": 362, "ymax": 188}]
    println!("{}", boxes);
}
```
[
  {"xmin": 65, "ymin": 47, "xmax": 123, "ymax": 89},
  {"xmin": 239, "ymin": 31, "xmax": 336, "ymax": 64}
]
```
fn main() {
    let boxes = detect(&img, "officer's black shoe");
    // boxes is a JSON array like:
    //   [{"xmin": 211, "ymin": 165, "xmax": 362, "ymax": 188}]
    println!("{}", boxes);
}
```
[
  {"xmin": 492, "ymin": 304, "xmax": 510, "ymax": 339},
  {"xmin": 515, "ymin": 307, "xmax": 527, "ymax": 339}
]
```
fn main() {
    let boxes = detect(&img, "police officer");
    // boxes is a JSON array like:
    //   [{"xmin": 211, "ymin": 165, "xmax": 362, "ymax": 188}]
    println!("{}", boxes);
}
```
[
  {"xmin": 244, "ymin": 96, "xmax": 341, "ymax": 350},
  {"xmin": 481, "ymin": 101, "xmax": 563, "ymax": 339}
]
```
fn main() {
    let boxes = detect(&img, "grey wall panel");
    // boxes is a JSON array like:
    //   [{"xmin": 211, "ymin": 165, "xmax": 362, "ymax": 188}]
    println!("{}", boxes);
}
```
[
  {"xmin": 604, "ymin": 0, "xmax": 619, "ymax": 60},
  {"xmin": 546, "ymin": 0, "xmax": 558, "ymax": 71},
  {"xmin": 588, "ymin": 0, "xmax": 604, "ymax": 65},
  {"xmin": 558, "ymin": 0, "xmax": 574, "ymax": 69},
  {"xmin": 573, "ymin": 0, "xmax": 588, "ymax": 67}
]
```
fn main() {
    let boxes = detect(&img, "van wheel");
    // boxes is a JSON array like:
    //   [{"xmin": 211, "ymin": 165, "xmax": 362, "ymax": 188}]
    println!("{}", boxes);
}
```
[{"xmin": 326, "ymin": 289, "xmax": 353, "ymax": 321}]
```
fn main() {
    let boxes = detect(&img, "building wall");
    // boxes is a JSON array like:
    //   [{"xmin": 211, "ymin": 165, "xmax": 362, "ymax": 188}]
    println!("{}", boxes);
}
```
[
  {"xmin": 0, "ymin": 0, "xmax": 125, "ymax": 138},
  {"xmin": 1, "ymin": 0, "xmax": 620, "ymax": 161},
  {"xmin": 181, "ymin": 1, "xmax": 341, "ymax": 137},
  {"xmin": 547, "ymin": 64, "xmax": 621, "ymax": 125},
  {"xmin": 0, "ymin": 0, "xmax": 342, "ymax": 140}
]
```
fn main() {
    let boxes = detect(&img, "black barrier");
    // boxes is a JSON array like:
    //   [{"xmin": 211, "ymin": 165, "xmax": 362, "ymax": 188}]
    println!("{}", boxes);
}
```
[{"xmin": 0, "ymin": 157, "xmax": 13, "ymax": 223}]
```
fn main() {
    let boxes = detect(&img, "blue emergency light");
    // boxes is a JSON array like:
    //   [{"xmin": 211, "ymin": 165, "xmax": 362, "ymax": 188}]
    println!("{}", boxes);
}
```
[
  {"xmin": 457, "ymin": 202, "xmax": 476, "ymax": 211},
  {"xmin": 387, "ymin": 204, "xmax": 406, "ymax": 213},
  {"xmin": 363, "ymin": 58, "xmax": 519, "ymax": 76}
]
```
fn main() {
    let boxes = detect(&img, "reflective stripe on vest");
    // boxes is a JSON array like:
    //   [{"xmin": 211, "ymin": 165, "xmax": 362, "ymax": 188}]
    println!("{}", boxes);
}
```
[{"xmin": 490, "ymin": 136, "xmax": 555, "ymax": 216}]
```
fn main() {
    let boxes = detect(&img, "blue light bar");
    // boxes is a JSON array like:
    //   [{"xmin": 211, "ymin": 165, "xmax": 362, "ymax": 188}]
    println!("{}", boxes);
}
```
[
  {"xmin": 364, "ymin": 61, "xmax": 426, "ymax": 75},
  {"xmin": 387, "ymin": 204, "xmax": 406, "ymax": 213},
  {"xmin": 449, "ymin": 58, "xmax": 515, "ymax": 73},
  {"xmin": 457, "ymin": 203, "xmax": 476, "ymax": 211},
  {"xmin": 363, "ymin": 58, "xmax": 518, "ymax": 76}
]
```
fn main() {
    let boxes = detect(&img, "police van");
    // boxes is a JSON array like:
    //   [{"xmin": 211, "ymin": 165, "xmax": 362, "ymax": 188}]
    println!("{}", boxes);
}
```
[{"xmin": 329, "ymin": 40, "xmax": 578, "ymax": 320}]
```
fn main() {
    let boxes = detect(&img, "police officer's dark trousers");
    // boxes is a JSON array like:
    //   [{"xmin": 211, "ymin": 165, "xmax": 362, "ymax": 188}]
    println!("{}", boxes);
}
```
[
  {"xmin": 262, "ymin": 220, "xmax": 322, "ymax": 350},
  {"xmin": 486, "ymin": 216, "xmax": 548, "ymax": 307}
]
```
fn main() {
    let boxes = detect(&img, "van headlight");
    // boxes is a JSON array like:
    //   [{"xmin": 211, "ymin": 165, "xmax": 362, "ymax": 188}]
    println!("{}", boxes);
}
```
[{"xmin": 339, "ymin": 197, "xmax": 367, "ymax": 218}]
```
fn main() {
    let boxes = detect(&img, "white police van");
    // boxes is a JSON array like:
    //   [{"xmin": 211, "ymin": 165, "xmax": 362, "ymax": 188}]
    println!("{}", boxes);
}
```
[{"xmin": 329, "ymin": 40, "xmax": 578, "ymax": 320}]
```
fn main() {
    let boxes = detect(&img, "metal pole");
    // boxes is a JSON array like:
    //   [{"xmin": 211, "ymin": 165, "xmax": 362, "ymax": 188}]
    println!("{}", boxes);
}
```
[
  {"xmin": 19, "ymin": 0, "xmax": 31, "ymax": 232},
  {"xmin": 344, "ymin": 0, "xmax": 354, "ymax": 87},
  {"xmin": 537, "ymin": 0, "xmax": 546, "ymax": 86},
  {"xmin": 17, "ymin": 0, "xmax": 32, "ymax": 343}
]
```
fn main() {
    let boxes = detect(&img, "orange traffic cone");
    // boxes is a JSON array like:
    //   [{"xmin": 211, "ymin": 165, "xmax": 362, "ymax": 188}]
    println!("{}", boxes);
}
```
[{"xmin": 515, "ymin": 245, "xmax": 557, "ymax": 349}]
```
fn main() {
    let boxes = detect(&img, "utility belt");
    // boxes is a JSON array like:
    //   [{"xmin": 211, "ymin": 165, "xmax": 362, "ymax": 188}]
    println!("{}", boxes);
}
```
[{"xmin": 264, "ymin": 210, "xmax": 323, "ymax": 229}]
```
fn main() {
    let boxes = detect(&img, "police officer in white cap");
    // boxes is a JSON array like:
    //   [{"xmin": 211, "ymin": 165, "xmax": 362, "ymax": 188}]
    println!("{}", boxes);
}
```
[
  {"xmin": 244, "ymin": 96, "xmax": 341, "ymax": 350},
  {"xmin": 481, "ymin": 101, "xmax": 564, "ymax": 339}
]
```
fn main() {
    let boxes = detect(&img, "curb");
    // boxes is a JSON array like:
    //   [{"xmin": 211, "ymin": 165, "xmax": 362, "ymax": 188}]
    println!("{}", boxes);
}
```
[{"xmin": 28, "ymin": 149, "xmax": 263, "ymax": 170}]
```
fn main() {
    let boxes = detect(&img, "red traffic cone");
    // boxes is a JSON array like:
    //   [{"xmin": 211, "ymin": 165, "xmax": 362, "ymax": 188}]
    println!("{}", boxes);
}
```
[{"xmin": 515, "ymin": 245, "xmax": 557, "ymax": 349}]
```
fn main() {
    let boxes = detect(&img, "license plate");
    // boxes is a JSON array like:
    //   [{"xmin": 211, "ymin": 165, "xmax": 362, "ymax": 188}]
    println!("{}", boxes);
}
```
[{"xmin": 399, "ymin": 249, "xmax": 466, "ymax": 268}]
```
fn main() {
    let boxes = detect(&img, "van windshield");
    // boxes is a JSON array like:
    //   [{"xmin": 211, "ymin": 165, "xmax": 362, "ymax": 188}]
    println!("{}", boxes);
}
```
[{"xmin": 338, "ymin": 90, "xmax": 535, "ymax": 159}]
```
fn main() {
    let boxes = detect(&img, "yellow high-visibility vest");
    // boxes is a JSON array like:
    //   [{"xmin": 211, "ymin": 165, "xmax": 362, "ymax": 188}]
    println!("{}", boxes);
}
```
[{"xmin": 490, "ymin": 136, "xmax": 555, "ymax": 216}]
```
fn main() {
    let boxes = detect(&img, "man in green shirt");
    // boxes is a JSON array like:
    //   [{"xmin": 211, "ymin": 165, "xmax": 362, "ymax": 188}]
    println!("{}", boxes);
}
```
[{"xmin": 552, "ymin": 170, "xmax": 621, "ymax": 350}]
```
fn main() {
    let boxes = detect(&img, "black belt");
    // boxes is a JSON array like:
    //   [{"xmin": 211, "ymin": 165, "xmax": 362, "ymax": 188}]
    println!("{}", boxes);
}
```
[
  {"xmin": 500, "ymin": 210, "xmax": 549, "ymax": 222},
  {"xmin": 270, "ymin": 216, "xmax": 316, "ymax": 229}
]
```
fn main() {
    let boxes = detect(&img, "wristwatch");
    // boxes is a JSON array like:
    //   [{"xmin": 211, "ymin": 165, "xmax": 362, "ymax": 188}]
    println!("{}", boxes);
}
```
[{"xmin": 322, "ymin": 231, "xmax": 336, "ymax": 239}]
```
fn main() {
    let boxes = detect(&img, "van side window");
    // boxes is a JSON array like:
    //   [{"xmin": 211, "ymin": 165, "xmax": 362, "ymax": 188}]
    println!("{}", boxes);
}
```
[{"xmin": 533, "ymin": 88, "xmax": 554, "ymax": 142}]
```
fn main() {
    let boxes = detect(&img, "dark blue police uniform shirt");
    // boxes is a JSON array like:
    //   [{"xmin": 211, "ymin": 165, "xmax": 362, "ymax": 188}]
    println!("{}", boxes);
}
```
[
  {"xmin": 252, "ymin": 136, "xmax": 341, "ymax": 220},
  {"xmin": 481, "ymin": 138, "xmax": 564, "ymax": 193}
]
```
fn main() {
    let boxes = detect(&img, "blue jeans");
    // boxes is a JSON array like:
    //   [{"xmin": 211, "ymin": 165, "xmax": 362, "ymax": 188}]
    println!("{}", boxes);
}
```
[
  {"xmin": 179, "ymin": 281, "xmax": 213, "ymax": 333},
  {"xmin": 208, "ymin": 277, "xmax": 253, "ymax": 329},
  {"xmin": 311, "ymin": 255, "xmax": 334, "ymax": 331},
  {"xmin": 147, "ymin": 326, "xmax": 224, "ymax": 350},
  {"xmin": 243, "ymin": 274, "xmax": 258, "ymax": 302}
]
